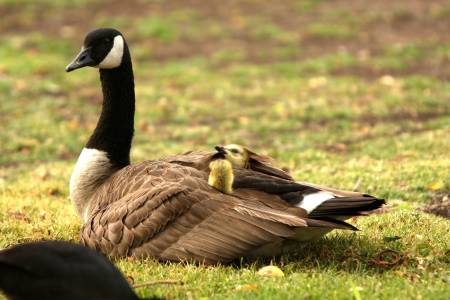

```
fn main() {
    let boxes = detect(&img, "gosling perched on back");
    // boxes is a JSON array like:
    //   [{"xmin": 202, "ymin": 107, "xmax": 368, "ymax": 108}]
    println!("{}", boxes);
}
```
[
  {"xmin": 208, "ymin": 146, "xmax": 234, "ymax": 194},
  {"xmin": 211, "ymin": 144, "xmax": 385, "ymax": 226}
]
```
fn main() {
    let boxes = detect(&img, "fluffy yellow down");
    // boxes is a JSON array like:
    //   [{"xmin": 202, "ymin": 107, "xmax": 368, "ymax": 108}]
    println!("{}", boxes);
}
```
[{"xmin": 208, "ymin": 159, "xmax": 234, "ymax": 194}]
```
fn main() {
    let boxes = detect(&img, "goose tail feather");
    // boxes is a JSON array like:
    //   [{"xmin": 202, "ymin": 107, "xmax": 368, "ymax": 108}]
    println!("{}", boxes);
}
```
[{"xmin": 307, "ymin": 196, "xmax": 385, "ymax": 218}]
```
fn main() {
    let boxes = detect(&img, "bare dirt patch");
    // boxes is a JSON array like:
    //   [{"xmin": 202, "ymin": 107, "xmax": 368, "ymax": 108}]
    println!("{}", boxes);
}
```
[
  {"xmin": 422, "ymin": 193, "xmax": 450, "ymax": 219},
  {"xmin": 1, "ymin": 0, "xmax": 449, "ymax": 78}
]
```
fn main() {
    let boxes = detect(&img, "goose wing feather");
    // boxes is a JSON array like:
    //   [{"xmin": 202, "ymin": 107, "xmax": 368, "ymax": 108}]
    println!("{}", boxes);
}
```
[
  {"xmin": 245, "ymin": 148, "xmax": 293, "ymax": 180},
  {"xmin": 161, "ymin": 151, "xmax": 212, "ymax": 170}
]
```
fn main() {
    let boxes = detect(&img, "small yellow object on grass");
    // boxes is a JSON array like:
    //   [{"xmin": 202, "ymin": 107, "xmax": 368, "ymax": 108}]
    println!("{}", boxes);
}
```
[
  {"xmin": 256, "ymin": 266, "xmax": 284, "ymax": 278},
  {"xmin": 235, "ymin": 284, "xmax": 259, "ymax": 292},
  {"xmin": 426, "ymin": 181, "xmax": 444, "ymax": 191}
]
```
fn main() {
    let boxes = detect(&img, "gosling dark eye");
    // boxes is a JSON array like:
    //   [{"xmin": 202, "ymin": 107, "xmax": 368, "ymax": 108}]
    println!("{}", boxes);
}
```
[{"xmin": 230, "ymin": 149, "xmax": 239, "ymax": 154}]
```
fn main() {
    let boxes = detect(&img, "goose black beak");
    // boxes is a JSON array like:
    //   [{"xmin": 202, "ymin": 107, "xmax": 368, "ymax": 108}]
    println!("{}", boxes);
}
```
[
  {"xmin": 66, "ymin": 47, "xmax": 96, "ymax": 72},
  {"xmin": 215, "ymin": 146, "xmax": 226, "ymax": 155}
]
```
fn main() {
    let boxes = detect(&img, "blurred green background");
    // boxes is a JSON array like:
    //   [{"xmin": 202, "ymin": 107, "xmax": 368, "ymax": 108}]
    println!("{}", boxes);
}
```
[{"xmin": 0, "ymin": 0, "xmax": 449, "ymax": 299}]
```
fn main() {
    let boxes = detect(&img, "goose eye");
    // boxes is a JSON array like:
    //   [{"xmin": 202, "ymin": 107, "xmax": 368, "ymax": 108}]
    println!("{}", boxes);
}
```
[{"xmin": 230, "ymin": 149, "xmax": 239, "ymax": 154}]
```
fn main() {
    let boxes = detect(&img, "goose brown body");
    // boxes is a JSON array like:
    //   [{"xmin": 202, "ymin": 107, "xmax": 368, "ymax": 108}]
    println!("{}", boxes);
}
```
[{"xmin": 81, "ymin": 160, "xmax": 312, "ymax": 263}]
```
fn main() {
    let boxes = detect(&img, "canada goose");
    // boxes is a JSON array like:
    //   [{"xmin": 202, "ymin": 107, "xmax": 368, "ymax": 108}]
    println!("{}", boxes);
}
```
[
  {"xmin": 65, "ymin": 28, "xmax": 383, "ymax": 264},
  {"xmin": 0, "ymin": 241, "xmax": 139, "ymax": 300},
  {"xmin": 208, "ymin": 147, "xmax": 234, "ymax": 194}
]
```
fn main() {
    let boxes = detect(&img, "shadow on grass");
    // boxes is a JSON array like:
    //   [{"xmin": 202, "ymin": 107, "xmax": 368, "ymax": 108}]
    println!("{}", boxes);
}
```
[{"xmin": 233, "ymin": 234, "xmax": 403, "ymax": 274}]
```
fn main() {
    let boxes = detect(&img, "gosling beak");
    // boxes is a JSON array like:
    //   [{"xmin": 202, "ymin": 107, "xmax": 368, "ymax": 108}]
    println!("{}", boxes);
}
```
[
  {"xmin": 65, "ymin": 47, "xmax": 96, "ymax": 72},
  {"xmin": 215, "ymin": 146, "xmax": 226, "ymax": 155}
]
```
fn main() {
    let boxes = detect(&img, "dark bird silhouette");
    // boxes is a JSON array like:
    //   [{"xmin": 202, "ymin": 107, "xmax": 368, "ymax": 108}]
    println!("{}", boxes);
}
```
[{"xmin": 0, "ymin": 240, "xmax": 142, "ymax": 300}]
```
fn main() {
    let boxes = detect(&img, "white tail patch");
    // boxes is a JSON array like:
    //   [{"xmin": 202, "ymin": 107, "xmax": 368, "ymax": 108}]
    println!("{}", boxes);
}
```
[
  {"xmin": 98, "ymin": 35, "xmax": 124, "ymax": 69},
  {"xmin": 297, "ymin": 192, "xmax": 335, "ymax": 213},
  {"xmin": 70, "ymin": 148, "xmax": 115, "ymax": 221}
]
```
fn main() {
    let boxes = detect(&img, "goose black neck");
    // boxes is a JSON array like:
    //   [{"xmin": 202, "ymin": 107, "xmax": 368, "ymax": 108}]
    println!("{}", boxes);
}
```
[{"xmin": 86, "ymin": 44, "xmax": 134, "ymax": 168}]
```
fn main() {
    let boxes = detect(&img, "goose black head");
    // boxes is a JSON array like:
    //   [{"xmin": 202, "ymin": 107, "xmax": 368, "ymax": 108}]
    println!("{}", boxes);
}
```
[{"xmin": 66, "ymin": 28, "xmax": 125, "ymax": 72}]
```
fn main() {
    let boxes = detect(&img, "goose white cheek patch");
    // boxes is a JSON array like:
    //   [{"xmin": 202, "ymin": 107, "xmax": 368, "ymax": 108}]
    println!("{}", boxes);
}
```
[{"xmin": 98, "ymin": 35, "xmax": 124, "ymax": 69}]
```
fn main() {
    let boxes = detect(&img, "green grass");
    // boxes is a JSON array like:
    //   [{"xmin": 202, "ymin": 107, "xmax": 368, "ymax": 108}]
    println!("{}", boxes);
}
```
[
  {"xmin": 136, "ymin": 16, "xmax": 180, "ymax": 43},
  {"xmin": 1, "ymin": 0, "xmax": 450, "ymax": 299},
  {"xmin": 305, "ymin": 22, "xmax": 357, "ymax": 40}
]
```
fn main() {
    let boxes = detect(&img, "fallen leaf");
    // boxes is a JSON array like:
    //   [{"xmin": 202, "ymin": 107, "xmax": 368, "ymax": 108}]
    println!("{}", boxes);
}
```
[
  {"xmin": 308, "ymin": 76, "xmax": 327, "ymax": 88},
  {"xmin": 426, "ymin": 181, "xmax": 444, "ymax": 191},
  {"xmin": 235, "ymin": 284, "xmax": 259, "ymax": 292},
  {"xmin": 257, "ymin": 265, "xmax": 284, "ymax": 277},
  {"xmin": 238, "ymin": 116, "xmax": 250, "ymax": 125},
  {"xmin": 379, "ymin": 75, "xmax": 396, "ymax": 86}
]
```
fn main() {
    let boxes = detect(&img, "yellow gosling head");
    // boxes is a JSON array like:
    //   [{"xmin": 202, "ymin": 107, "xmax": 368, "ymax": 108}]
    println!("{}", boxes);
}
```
[
  {"xmin": 208, "ymin": 153, "xmax": 234, "ymax": 194},
  {"xmin": 214, "ymin": 144, "xmax": 249, "ymax": 168}
]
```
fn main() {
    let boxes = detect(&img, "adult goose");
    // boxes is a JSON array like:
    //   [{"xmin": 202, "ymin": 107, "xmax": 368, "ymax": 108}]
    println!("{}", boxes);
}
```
[
  {"xmin": 65, "ymin": 28, "xmax": 384, "ymax": 264},
  {"xmin": 0, "ymin": 241, "xmax": 141, "ymax": 300}
]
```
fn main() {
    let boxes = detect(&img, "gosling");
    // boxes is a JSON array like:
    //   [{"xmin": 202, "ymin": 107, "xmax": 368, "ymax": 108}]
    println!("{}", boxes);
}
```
[{"xmin": 208, "ymin": 146, "xmax": 234, "ymax": 194}]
